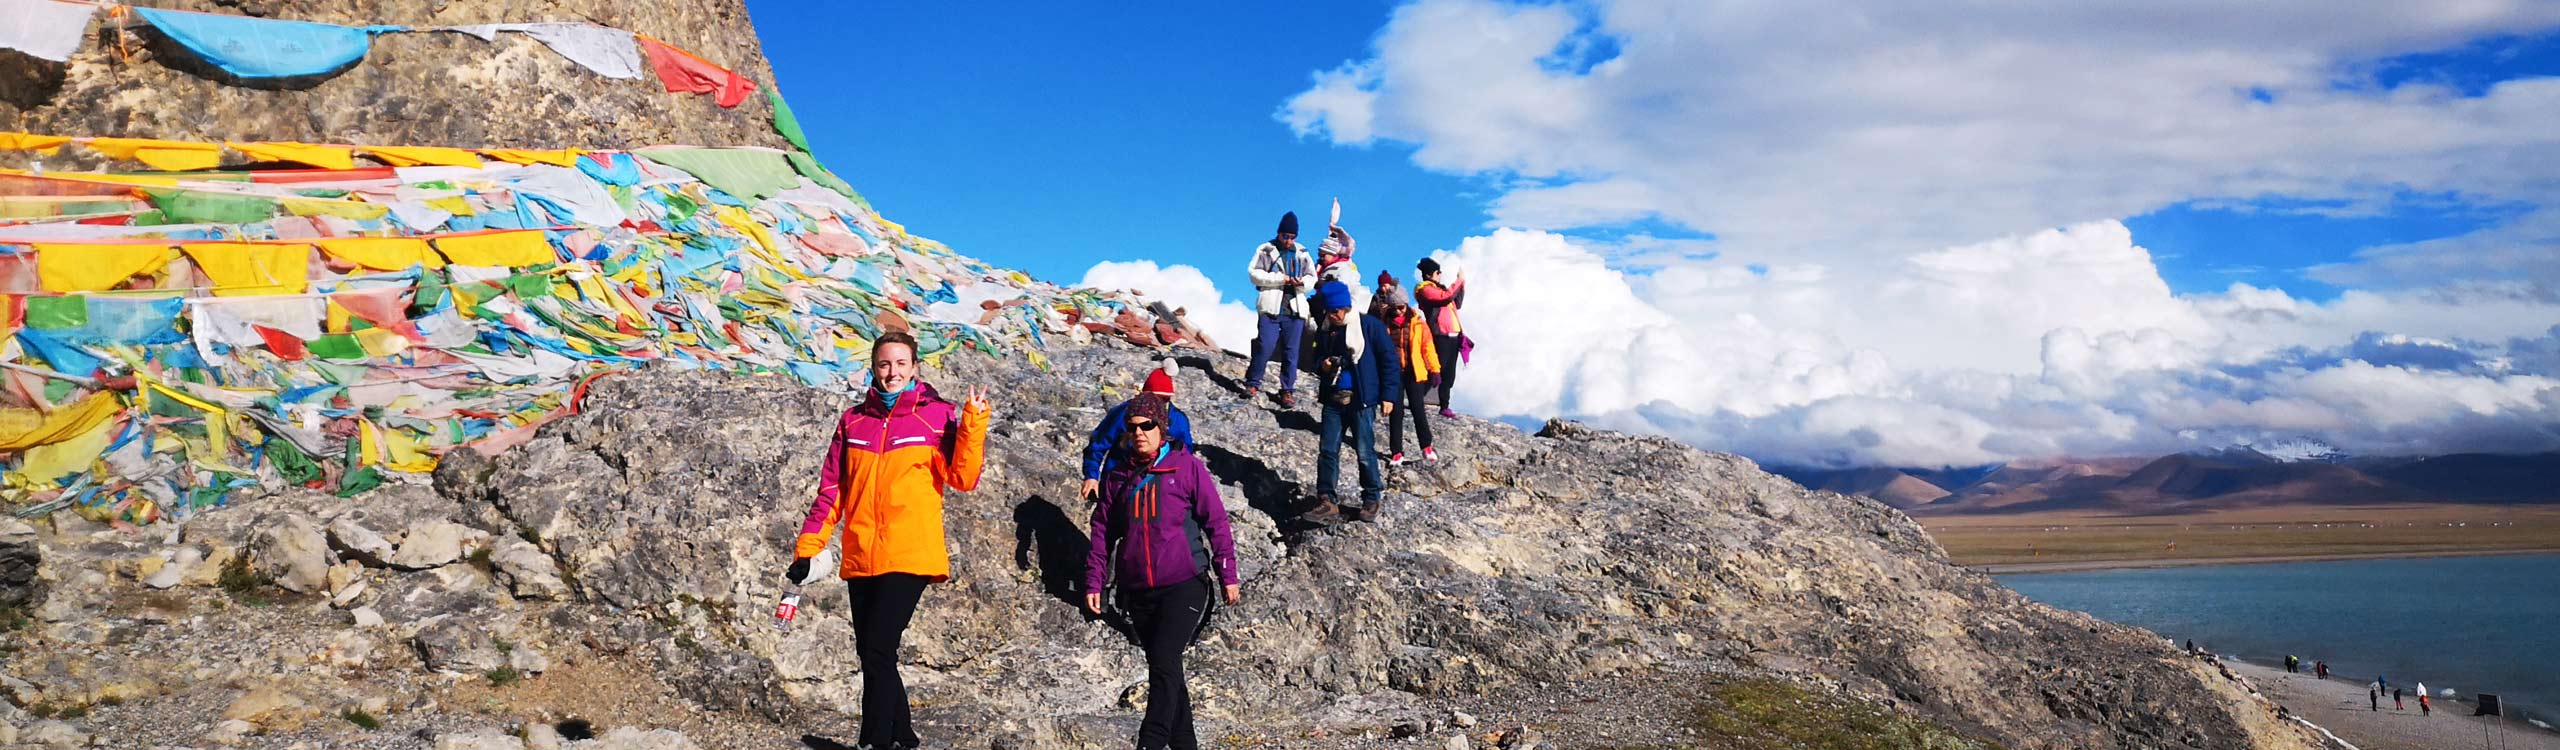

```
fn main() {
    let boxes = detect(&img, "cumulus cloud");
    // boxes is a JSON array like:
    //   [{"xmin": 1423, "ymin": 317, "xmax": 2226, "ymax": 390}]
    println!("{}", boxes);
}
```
[
  {"xmin": 1282, "ymin": 0, "xmax": 2560, "ymax": 263},
  {"xmin": 1433, "ymin": 228, "xmax": 2560, "ymax": 467},
  {"xmin": 1076, "ymin": 261, "xmax": 1258, "ymax": 354},
  {"xmin": 1271, "ymin": 0, "xmax": 2560, "ymax": 465}
]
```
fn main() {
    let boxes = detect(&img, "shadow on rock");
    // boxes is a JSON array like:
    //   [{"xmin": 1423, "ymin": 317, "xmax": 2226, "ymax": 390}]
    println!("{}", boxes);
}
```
[
  {"xmin": 1011, "ymin": 494, "xmax": 1089, "ymax": 607},
  {"xmin": 1192, "ymin": 443, "xmax": 1308, "ymax": 527}
]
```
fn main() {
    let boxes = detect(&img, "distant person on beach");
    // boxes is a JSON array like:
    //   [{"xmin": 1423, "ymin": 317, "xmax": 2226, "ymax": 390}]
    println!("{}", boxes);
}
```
[
  {"xmin": 1413, "ymin": 258, "xmax": 1466, "ymax": 418},
  {"xmin": 2316, "ymin": 661, "xmax": 2328, "ymax": 679},
  {"xmin": 1375, "ymin": 271, "xmax": 1439, "ymax": 465},
  {"xmin": 1245, "ymin": 211, "xmax": 1317, "ymax": 408},
  {"xmin": 1302, "ymin": 279, "xmax": 1399, "ymax": 523},
  {"xmin": 1081, "ymin": 359, "xmax": 1196, "ymax": 502},
  {"xmin": 2370, "ymin": 687, "xmax": 2380, "ymax": 711},
  {"xmin": 2420, "ymin": 693, "xmax": 2431, "ymax": 716},
  {"xmin": 2394, "ymin": 687, "xmax": 2404, "ymax": 710},
  {"xmin": 1083, "ymin": 393, "xmax": 1242, "ymax": 750},
  {"xmin": 2286, "ymin": 655, "xmax": 2299, "ymax": 673},
  {"xmin": 787, "ymin": 331, "xmax": 993, "ymax": 750}
]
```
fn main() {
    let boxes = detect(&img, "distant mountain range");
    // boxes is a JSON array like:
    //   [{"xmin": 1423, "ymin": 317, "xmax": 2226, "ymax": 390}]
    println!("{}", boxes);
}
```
[{"xmin": 1773, "ymin": 448, "xmax": 2560, "ymax": 515}]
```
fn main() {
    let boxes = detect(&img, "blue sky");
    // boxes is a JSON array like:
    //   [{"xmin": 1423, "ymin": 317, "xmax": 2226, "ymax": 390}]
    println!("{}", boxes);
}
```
[
  {"xmin": 745, "ymin": 1, "xmax": 2560, "ymax": 465},
  {"xmin": 749, "ymin": 3, "xmax": 2556, "ymax": 306},
  {"xmin": 747, "ymin": 1, "xmax": 1488, "ymax": 301}
]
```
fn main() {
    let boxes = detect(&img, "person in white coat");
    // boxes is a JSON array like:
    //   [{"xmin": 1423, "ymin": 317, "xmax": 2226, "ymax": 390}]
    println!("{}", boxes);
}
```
[{"xmin": 1243, "ymin": 211, "xmax": 1317, "ymax": 407}]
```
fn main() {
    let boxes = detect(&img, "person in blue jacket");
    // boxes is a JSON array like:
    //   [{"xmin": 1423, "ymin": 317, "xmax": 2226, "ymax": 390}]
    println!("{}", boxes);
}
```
[
  {"xmin": 1081, "ymin": 359, "xmax": 1196, "ymax": 502},
  {"xmin": 1303, "ymin": 279, "xmax": 1400, "ymax": 523}
]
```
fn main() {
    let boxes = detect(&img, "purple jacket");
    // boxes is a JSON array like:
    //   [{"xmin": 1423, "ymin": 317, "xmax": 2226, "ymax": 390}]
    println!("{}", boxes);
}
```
[{"xmin": 1084, "ymin": 444, "xmax": 1239, "ymax": 593}]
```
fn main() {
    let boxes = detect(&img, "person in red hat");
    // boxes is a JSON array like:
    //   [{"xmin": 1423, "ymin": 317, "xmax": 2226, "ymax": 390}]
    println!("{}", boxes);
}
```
[{"xmin": 1082, "ymin": 358, "xmax": 1198, "ymax": 501}]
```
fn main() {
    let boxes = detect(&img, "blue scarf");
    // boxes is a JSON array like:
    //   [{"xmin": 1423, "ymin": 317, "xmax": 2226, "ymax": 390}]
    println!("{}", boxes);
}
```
[{"xmin": 877, "ymin": 379, "xmax": 914, "ymax": 411}]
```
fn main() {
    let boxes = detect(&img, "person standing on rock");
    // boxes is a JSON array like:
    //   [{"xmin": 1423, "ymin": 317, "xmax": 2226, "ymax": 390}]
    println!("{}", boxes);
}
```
[
  {"xmin": 1083, "ymin": 393, "xmax": 1241, "ymax": 750},
  {"xmin": 1375, "ymin": 271, "xmax": 1439, "ymax": 465},
  {"xmin": 1413, "ymin": 258, "xmax": 1466, "ymax": 418},
  {"xmin": 1082, "ymin": 359, "xmax": 1197, "ymax": 502},
  {"xmin": 1244, "ymin": 212, "xmax": 1316, "ymax": 408},
  {"xmin": 1306, "ymin": 279, "xmax": 1400, "ymax": 522},
  {"xmin": 785, "ymin": 331, "xmax": 992, "ymax": 750}
]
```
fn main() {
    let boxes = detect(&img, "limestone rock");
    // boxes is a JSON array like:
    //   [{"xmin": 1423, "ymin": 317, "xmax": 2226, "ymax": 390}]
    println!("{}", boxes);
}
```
[
  {"xmin": 573, "ymin": 727, "xmax": 699, "ymax": 750},
  {"xmin": 204, "ymin": 718, "xmax": 254, "ymax": 745},
  {"xmin": 413, "ymin": 619, "xmax": 507, "ymax": 674},
  {"xmin": 388, "ymin": 521, "xmax": 487, "ymax": 571},
  {"xmin": 351, "ymin": 606, "xmax": 386, "ymax": 629},
  {"xmin": 22, "ymin": 719, "xmax": 84, "ymax": 747},
  {"xmin": 0, "ymin": 518, "xmax": 40, "ymax": 611},
  {"xmin": 525, "ymin": 722, "xmax": 564, "ymax": 750},
  {"xmin": 250, "ymin": 513, "xmax": 332, "ymax": 594},
  {"xmin": 327, "ymin": 517, "xmax": 398, "ymax": 568},
  {"xmin": 143, "ymin": 546, "xmax": 203, "ymax": 589},
  {"xmin": 436, "ymin": 732, "xmax": 528, "ymax": 750},
  {"xmin": 222, "ymin": 684, "xmax": 304, "ymax": 723},
  {"xmin": 490, "ymin": 537, "xmax": 570, "ymax": 600}
]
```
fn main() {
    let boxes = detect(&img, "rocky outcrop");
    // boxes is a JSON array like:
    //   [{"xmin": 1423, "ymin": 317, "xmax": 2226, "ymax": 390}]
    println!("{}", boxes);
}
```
[
  {"xmin": 1, "ymin": 0, "xmax": 787, "ymax": 165},
  {"xmin": 412, "ymin": 342, "xmax": 2320, "ymax": 750}
]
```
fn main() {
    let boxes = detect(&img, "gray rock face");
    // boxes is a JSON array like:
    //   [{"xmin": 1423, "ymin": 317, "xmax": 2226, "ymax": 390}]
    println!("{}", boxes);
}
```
[
  {"xmin": 413, "ymin": 618, "xmax": 508, "ymax": 674},
  {"xmin": 388, "ymin": 520, "xmax": 487, "ymax": 571},
  {"xmin": 327, "ymin": 516, "xmax": 398, "ymax": 568},
  {"xmin": 1, "ymin": 0, "xmax": 786, "ymax": 162},
  {"xmin": 426, "ymin": 344, "xmax": 2317, "ymax": 750},
  {"xmin": 2, "ymin": 518, "xmax": 44, "ymax": 612},
  {"xmin": 490, "ymin": 537, "xmax": 570, "ymax": 600},
  {"xmin": 250, "ymin": 513, "xmax": 332, "ymax": 594}
]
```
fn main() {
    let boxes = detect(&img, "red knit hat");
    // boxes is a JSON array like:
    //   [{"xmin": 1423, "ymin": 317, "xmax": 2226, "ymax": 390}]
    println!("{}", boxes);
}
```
[{"xmin": 1143, "ymin": 358, "xmax": 1177, "ymax": 397}]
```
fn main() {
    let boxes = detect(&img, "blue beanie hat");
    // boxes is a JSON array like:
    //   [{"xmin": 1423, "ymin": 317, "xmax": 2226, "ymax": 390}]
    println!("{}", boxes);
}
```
[
  {"xmin": 1312, "ymin": 279, "xmax": 1353, "ymax": 312},
  {"xmin": 1278, "ymin": 211, "xmax": 1299, "ymax": 236}
]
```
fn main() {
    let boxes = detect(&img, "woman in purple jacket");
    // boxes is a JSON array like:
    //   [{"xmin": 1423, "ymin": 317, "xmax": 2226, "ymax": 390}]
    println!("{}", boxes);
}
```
[{"xmin": 1083, "ymin": 393, "xmax": 1241, "ymax": 750}]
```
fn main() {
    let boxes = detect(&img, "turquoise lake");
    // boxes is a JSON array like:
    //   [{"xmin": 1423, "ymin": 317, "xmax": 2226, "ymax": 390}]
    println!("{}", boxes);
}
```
[{"xmin": 2000, "ymin": 554, "xmax": 2560, "ymax": 720}]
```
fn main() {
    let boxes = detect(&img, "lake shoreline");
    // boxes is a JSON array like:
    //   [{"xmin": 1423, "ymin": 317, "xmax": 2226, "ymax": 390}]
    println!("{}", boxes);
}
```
[
  {"xmin": 2227, "ymin": 658, "xmax": 2560, "ymax": 749},
  {"xmin": 1975, "ymin": 547, "xmax": 2560, "ymax": 574}
]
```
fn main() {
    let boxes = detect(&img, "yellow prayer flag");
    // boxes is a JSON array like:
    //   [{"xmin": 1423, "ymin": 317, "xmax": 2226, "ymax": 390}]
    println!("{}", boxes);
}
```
[
  {"xmin": 480, "ymin": 148, "xmax": 579, "ymax": 167},
  {"xmin": 226, "ymin": 142, "xmax": 356, "ymax": 170},
  {"xmin": 12, "ymin": 415, "xmax": 118, "ymax": 485},
  {"xmin": 84, "ymin": 138, "xmax": 223, "ymax": 171},
  {"xmin": 316, "ymin": 237, "xmax": 441, "ymax": 271},
  {"xmin": 0, "ymin": 392, "xmax": 122, "ymax": 451},
  {"xmin": 180, "ymin": 242, "xmax": 312, "ymax": 296},
  {"xmin": 34, "ymin": 243, "xmax": 174, "ymax": 293},
  {"xmin": 433, "ymin": 231, "xmax": 555, "ymax": 268},
  {"xmin": 0, "ymin": 133, "xmax": 74, "ymax": 155},
  {"xmin": 361, "ymin": 145, "xmax": 484, "ymax": 168},
  {"xmin": 354, "ymin": 327, "xmax": 410, "ymax": 357},
  {"xmin": 422, "ymin": 196, "xmax": 478, "ymax": 216}
]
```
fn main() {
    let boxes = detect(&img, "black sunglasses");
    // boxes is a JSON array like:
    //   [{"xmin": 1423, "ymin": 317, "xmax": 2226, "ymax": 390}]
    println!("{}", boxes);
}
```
[{"xmin": 1127, "ymin": 420, "xmax": 1162, "ymax": 432}]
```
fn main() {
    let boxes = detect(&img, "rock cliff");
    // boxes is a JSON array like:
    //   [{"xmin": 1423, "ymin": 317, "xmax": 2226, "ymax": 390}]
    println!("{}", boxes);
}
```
[{"xmin": 3, "ymin": 0, "xmax": 785, "ymax": 167}]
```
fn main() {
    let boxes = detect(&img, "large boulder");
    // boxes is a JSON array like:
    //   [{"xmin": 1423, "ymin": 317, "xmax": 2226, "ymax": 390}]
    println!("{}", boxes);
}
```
[
  {"xmin": 249, "ymin": 513, "xmax": 332, "ymax": 594},
  {"xmin": 0, "ymin": 518, "xmax": 42, "ymax": 613}
]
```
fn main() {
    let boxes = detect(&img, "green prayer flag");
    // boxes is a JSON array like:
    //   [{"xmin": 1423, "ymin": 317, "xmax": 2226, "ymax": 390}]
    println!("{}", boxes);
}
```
[
  {"xmin": 141, "ymin": 188, "xmax": 279, "ymax": 224},
  {"xmin": 637, "ymin": 148, "xmax": 799, "ymax": 203},
  {"xmin": 307, "ymin": 333, "xmax": 367, "ymax": 361},
  {"xmin": 767, "ymin": 84, "xmax": 811, "ymax": 152},
  {"xmin": 336, "ymin": 465, "xmax": 383, "ymax": 497},
  {"xmin": 786, "ymin": 151, "xmax": 866, "ymax": 205},
  {"xmin": 23, "ymin": 295, "xmax": 88, "ymax": 330},
  {"xmin": 267, "ymin": 437, "xmax": 322, "ymax": 485}
]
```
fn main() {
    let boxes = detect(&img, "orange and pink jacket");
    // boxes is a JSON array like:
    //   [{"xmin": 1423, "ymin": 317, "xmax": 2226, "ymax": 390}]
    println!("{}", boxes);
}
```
[{"xmin": 795, "ymin": 381, "xmax": 990, "ymax": 582}]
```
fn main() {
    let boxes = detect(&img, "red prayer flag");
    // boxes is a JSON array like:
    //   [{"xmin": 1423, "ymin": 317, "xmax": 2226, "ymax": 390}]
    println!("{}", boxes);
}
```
[
  {"xmin": 254, "ymin": 325, "xmax": 309, "ymax": 360},
  {"xmin": 637, "ymin": 36, "xmax": 754, "ymax": 108}
]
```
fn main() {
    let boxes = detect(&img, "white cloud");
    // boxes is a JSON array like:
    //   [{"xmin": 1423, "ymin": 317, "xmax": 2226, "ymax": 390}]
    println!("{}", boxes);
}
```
[
  {"xmin": 1275, "ymin": 0, "xmax": 2560, "ymax": 465},
  {"xmin": 1282, "ymin": 0, "xmax": 2560, "ymax": 263},
  {"xmin": 1075, "ymin": 261, "xmax": 1258, "ymax": 354},
  {"xmin": 1435, "ymin": 227, "xmax": 2560, "ymax": 467}
]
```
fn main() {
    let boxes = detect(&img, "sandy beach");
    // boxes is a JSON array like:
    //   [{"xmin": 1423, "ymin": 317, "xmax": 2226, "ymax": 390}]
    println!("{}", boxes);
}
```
[
  {"xmin": 1979, "ymin": 548, "xmax": 2560, "ymax": 574},
  {"xmin": 2229, "ymin": 660, "xmax": 2560, "ymax": 750}
]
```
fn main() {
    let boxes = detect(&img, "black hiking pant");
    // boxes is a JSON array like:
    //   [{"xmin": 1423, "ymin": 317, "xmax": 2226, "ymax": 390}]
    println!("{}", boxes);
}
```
[
  {"xmin": 1387, "ymin": 379, "xmax": 1433, "ymax": 454},
  {"xmin": 1432, "ymin": 333, "xmax": 1461, "ymax": 408},
  {"xmin": 848, "ymin": 573, "xmax": 930, "ymax": 749},
  {"xmin": 1123, "ymin": 576, "xmax": 1211, "ymax": 750}
]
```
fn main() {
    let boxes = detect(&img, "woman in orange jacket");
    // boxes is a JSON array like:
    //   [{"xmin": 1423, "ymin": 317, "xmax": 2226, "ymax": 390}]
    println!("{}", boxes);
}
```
[
  {"xmin": 1376, "ymin": 271, "xmax": 1440, "ymax": 463},
  {"xmin": 786, "ymin": 331, "xmax": 991, "ymax": 750}
]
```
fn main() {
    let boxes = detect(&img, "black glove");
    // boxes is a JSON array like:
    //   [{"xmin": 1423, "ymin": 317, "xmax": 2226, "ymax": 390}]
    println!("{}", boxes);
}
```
[{"xmin": 785, "ymin": 557, "xmax": 812, "ymax": 583}]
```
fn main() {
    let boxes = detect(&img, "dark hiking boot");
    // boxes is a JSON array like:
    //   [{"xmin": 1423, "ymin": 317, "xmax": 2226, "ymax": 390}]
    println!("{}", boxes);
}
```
[
  {"xmin": 1297, "ymin": 493, "xmax": 1341, "ymax": 521},
  {"xmin": 1275, "ymin": 390, "xmax": 1297, "ymax": 408},
  {"xmin": 1349, "ymin": 499, "xmax": 1384, "ymax": 522}
]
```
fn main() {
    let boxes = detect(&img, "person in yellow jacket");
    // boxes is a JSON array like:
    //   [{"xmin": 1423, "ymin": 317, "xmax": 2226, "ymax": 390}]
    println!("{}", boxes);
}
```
[
  {"xmin": 1376, "ymin": 271, "xmax": 1441, "ymax": 464},
  {"xmin": 786, "ymin": 331, "xmax": 991, "ymax": 750}
]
